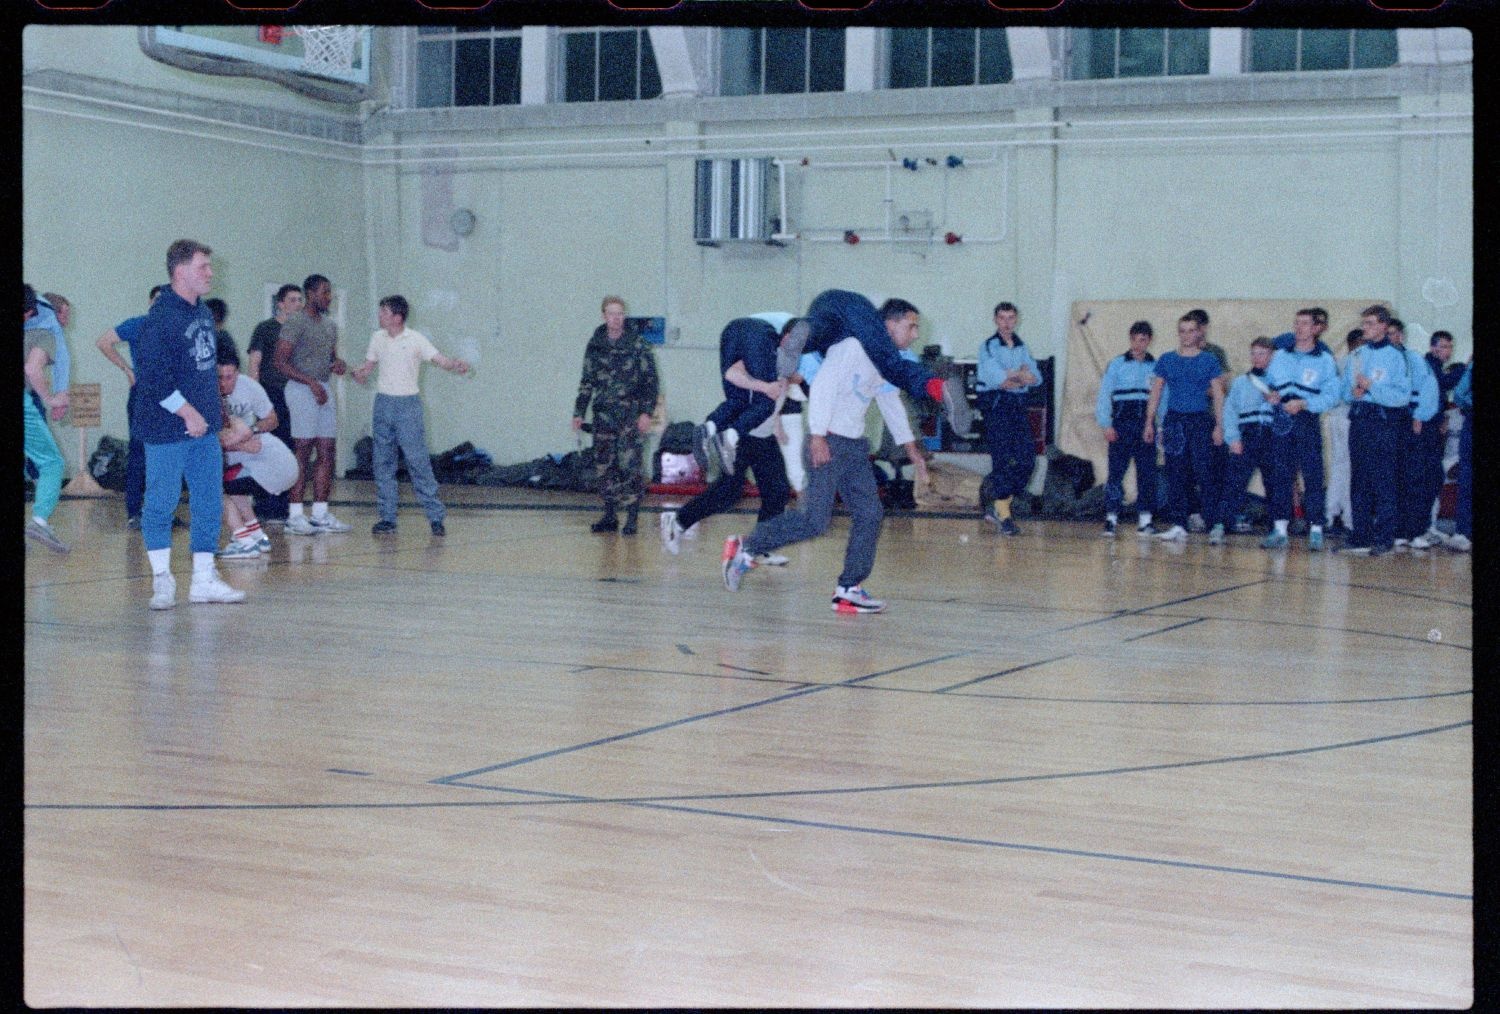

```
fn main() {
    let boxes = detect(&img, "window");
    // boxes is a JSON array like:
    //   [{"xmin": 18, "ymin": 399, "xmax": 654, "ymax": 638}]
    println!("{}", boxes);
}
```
[
  {"xmin": 415, "ymin": 27, "xmax": 522, "ymax": 108},
  {"xmin": 1068, "ymin": 28, "xmax": 1209, "ymax": 79},
  {"xmin": 888, "ymin": 28, "xmax": 1012, "ymax": 89},
  {"xmin": 558, "ymin": 28, "xmax": 661, "ymax": 102},
  {"xmin": 1247, "ymin": 29, "xmax": 1398, "ymax": 73},
  {"xmin": 720, "ymin": 28, "xmax": 845, "ymax": 96}
]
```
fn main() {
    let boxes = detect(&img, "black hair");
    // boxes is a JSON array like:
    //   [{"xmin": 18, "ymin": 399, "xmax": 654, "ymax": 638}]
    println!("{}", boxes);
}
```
[
  {"xmin": 1430, "ymin": 330, "xmax": 1453, "ymax": 346},
  {"xmin": 216, "ymin": 333, "xmax": 240, "ymax": 367},
  {"xmin": 879, "ymin": 298, "xmax": 919, "ymax": 322},
  {"xmin": 1129, "ymin": 320, "xmax": 1153, "ymax": 338},
  {"xmin": 303, "ymin": 274, "xmax": 331, "ymax": 295},
  {"xmin": 379, "ymin": 295, "xmax": 410, "ymax": 322},
  {"xmin": 993, "ymin": 301, "xmax": 1019, "ymax": 317},
  {"xmin": 274, "ymin": 283, "xmax": 303, "ymax": 305}
]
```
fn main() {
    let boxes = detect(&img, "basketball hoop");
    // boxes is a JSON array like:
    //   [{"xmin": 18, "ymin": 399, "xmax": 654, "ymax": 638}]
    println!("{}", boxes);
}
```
[{"xmin": 294, "ymin": 25, "xmax": 361, "ymax": 78}]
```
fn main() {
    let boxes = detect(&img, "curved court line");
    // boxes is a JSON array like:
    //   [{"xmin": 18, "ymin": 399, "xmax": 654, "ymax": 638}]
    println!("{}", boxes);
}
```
[{"xmin": 448, "ymin": 719, "xmax": 1471, "ymax": 808}]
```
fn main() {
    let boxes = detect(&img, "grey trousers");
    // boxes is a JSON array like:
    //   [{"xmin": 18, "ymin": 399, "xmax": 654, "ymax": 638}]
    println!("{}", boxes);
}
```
[{"xmin": 744, "ymin": 433, "xmax": 883, "ymax": 589}]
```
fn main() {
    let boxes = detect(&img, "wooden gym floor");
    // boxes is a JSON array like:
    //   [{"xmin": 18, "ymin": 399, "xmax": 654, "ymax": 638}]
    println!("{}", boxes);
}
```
[{"xmin": 23, "ymin": 484, "xmax": 1472, "ymax": 1007}]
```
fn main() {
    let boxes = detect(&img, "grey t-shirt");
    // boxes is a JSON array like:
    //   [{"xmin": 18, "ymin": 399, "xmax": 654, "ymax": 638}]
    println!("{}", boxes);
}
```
[{"xmin": 278, "ymin": 312, "xmax": 339, "ymax": 383}]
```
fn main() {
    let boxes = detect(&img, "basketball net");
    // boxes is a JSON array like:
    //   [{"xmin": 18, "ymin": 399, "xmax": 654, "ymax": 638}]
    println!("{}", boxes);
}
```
[{"xmin": 294, "ymin": 26, "xmax": 361, "ymax": 78}]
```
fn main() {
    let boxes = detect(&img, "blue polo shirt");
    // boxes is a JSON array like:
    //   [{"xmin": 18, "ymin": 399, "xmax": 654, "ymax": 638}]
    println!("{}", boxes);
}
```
[{"xmin": 1153, "ymin": 350, "xmax": 1222, "ymax": 414}]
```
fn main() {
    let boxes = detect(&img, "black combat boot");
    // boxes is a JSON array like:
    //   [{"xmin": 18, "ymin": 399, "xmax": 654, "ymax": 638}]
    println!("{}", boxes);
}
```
[
  {"xmin": 590, "ymin": 505, "xmax": 619, "ymax": 533},
  {"xmin": 620, "ymin": 506, "xmax": 639, "ymax": 536}
]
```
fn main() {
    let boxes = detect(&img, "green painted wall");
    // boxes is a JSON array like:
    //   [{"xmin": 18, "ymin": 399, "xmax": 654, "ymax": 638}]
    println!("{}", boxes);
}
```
[{"xmin": 23, "ymin": 26, "xmax": 1472, "ymax": 475}]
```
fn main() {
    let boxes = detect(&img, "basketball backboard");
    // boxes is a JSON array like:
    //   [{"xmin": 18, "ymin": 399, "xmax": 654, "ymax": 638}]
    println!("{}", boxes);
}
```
[{"xmin": 140, "ymin": 25, "xmax": 372, "ymax": 103}]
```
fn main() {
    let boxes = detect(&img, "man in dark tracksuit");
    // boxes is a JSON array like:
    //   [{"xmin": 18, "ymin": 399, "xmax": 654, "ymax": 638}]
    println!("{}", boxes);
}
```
[
  {"xmin": 1342, "ymin": 305, "xmax": 1410, "ymax": 555},
  {"xmin": 801, "ymin": 289, "xmax": 947, "ymax": 406},
  {"xmin": 572, "ymin": 295, "xmax": 660, "ymax": 535}
]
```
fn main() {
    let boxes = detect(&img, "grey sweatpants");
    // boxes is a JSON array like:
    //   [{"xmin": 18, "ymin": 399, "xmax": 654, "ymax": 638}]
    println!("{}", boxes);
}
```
[{"xmin": 743, "ymin": 433, "xmax": 883, "ymax": 589}]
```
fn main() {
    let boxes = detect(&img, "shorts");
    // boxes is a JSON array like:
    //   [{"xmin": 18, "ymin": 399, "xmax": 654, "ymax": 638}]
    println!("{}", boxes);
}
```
[{"xmin": 284, "ymin": 379, "xmax": 339, "ymax": 440}]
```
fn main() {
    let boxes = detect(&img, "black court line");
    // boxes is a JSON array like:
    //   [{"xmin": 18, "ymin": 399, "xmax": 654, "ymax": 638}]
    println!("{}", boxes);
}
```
[
  {"xmin": 1121, "ymin": 616, "xmax": 1208, "ymax": 643},
  {"xmin": 1053, "ymin": 579, "xmax": 1271, "ymax": 631},
  {"xmin": 935, "ymin": 654, "xmax": 1076, "ymax": 694},
  {"xmin": 430, "ymin": 652, "xmax": 971, "ymax": 784},
  {"xmin": 446, "ymin": 719, "xmax": 1470, "ymax": 810}
]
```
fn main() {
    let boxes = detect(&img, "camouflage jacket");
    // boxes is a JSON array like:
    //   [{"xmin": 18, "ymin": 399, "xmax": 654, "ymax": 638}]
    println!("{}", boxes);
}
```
[{"xmin": 573, "ymin": 324, "xmax": 660, "ymax": 433}]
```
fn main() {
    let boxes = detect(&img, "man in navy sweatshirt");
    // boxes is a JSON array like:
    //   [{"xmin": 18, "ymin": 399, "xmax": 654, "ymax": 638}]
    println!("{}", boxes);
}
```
[{"xmin": 133, "ymin": 239, "xmax": 245, "ymax": 608}]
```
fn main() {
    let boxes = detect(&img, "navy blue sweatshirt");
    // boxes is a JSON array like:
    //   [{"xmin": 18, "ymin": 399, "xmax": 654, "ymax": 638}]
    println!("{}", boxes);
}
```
[{"xmin": 131, "ymin": 288, "xmax": 222, "ymax": 444}]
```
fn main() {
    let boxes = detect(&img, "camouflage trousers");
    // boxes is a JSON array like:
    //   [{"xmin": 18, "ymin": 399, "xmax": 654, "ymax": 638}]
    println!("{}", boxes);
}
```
[{"xmin": 592, "ymin": 427, "xmax": 646, "ymax": 508}]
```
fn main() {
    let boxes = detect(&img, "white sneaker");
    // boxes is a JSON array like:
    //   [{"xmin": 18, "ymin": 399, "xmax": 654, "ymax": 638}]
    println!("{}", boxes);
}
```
[
  {"xmin": 1136, "ymin": 519, "xmax": 1156, "ymax": 537},
  {"xmin": 659, "ymin": 510, "xmax": 683, "ymax": 555},
  {"xmin": 1187, "ymin": 513, "xmax": 1207, "ymax": 533},
  {"xmin": 312, "ymin": 512, "xmax": 352, "ymax": 533},
  {"xmin": 682, "ymin": 522, "xmax": 700, "ymax": 540},
  {"xmin": 216, "ymin": 538, "xmax": 262, "ymax": 560},
  {"xmin": 1409, "ymin": 534, "xmax": 1435, "ymax": 551},
  {"xmin": 754, "ymin": 552, "xmax": 790, "ymax": 566},
  {"xmin": 255, "ymin": 534, "xmax": 272, "ymax": 553},
  {"xmin": 149, "ymin": 572, "xmax": 176, "ymax": 610},
  {"xmin": 1421, "ymin": 528, "xmax": 1450, "ymax": 548},
  {"xmin": 1447, "ymin": 533, "xmax": 1471, "ymax": 553},
  {"xmin": 189, "ymin": 572, "xmax": 247, "ymax": 604},
  {"xmin": 1156, "ymin": 524, "xmax": 1188, "ymax": 542},
  {"xmin": 832, "ymin": 584, "xmax": 885, "ymax": 613},
  {"xmin": 286, "ymin": 514, "xmax": 318, "ymax": 536}
]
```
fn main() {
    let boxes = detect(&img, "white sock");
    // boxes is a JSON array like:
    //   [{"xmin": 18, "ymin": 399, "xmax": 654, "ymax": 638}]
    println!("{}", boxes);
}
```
[
  {"xmin": 1139, "ymin": 512, "xmax": 1152, "ymax": 526},
  {"xmin": 147, "ymin": 548, "xmax": 171, "ymax": 576},
  {"xmin": 1310, "ymin": 524, "xmax": 1323, "ymax": 534},
  {"xmin": 31, "ymin": 514, "xmax": 49, "ymax": 527},
  {"xmin": 289, "ymin": 503, "xmax": 305, "ymax": 518},
  {"xmin": 1274, "ymin": 520, "xmax": 1289, "ymax": 536},
  {"xmin": 1106, "ymin": 513, "xmax": 1118, "ymax": 524},
  {"xmin": 312, "ymin": 502, "xmax": 329, "ymax": 520},
  {"xmin": 193, "ymin": 551, "xmax": 215, "ymax": 577},
  {"xmin": 723, "ymin": 428, "xmax": 739, "ymax": 449}
]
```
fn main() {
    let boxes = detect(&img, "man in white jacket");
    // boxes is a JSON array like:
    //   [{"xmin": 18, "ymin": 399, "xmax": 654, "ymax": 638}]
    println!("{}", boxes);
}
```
[{"xmin": 720, "ymin": 298, "xmax": 923, "ymax": 614}]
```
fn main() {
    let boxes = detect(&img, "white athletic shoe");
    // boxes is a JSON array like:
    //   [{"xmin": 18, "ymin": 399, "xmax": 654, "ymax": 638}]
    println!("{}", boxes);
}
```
[
  {"xmin": 149, "ymin": 572, "xmax": 176, "ymax": 610},
  {"xmin": 832, "ymin": 584, "xmax": 885, "ymax": 613},
  {"xmin": 312, "ymin": 512, "xmax": 352, "ymax": 533},
  {"xmin": 189, "ymin": 572, "xmax": 247, "ymax": 604},
  {"xmin": 256, "ymin": 534, "xmax": 273, "ymax": 553},
  {"xmin": 754, "ymin": 552, "xmax": 790, "ymax": 566},
  {"xmin": 659, "ymin": 510, "xmax": 683, "ymax": 555},
  {"xmin": 1156, "ymin": 524, "xmax": 1188, "ymax": 542},
  {"xmin": 286, "ymin": 514, "xmax": 318, "ymax": 536},
  {"xmin": 1409, "ymin": 534, "xmax": 1435, "ymax": 551},
  {"xmin": 722, "ymin": 535, "xmax": 754, "ymax": 591},
  {"xmin": 1447, "ymin": 533, "xmax": 1471, "ymax": 553},
  {"xmin": 1187, "ymin": 513, "xmax": 1207, "ymax": 533},
  {"xmin": 216, "ymin": 538, "xmax": 262, "ymax": 560}
]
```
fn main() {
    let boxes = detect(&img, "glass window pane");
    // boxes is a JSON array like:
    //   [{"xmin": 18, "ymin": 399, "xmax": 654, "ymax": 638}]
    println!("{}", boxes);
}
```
[
  {"xmin": 809, "ymin": 27, "xmax": 844, "ymax": 92},
  {"xmin": 640, "ymin": 29, "xmax": 661, "ymax": 98},
  {"xmin": 1118, "ymin": 28, "xmax": 1165, "ymax": 78},
  {"xmin": 1301, "ymin": 29, "xmax": 1352, "ymax": 71},
  {"xmin": 416, "ymin": 39, "xmax": 453, "ymax": 107},
  {"xmin": 1070, "ymin": 28, "xmax": 1116, "ymax": 80},
  {"xmin": 564, "ymin": 32, "xmax": 596, "ymax": 103},
  {"xmin": 454, "ymin": 37, "xmax": 490, "ymax": 106},
  {"xmin": 599, "ymin": 29, "xmax": 638, "ymax": 101},
  {"xmin": 931, "ymin": 27, "xmax": 976, "ymax": 88},
  {"xmin": 977, "ymin": 27, "xmax": 1012, "ymax": 85},
  {"xmin": 492, "ymin": 36, "xmax": 521, "ymax": 105},
  {"xmin": 1353, "ymin": 29, "xmax": 1398, "ymax": 69},
  {"xmin": 764, "ymin": 28, "xmax": 807, "ymax": 94},
  {"xmin": 1248, "ymin": 28, "xmax": 1296, "ymax": 72},
  {"xmin": 721, "ymin": 27, "xmax": 761, "ymax": 96},
  {"xmin": 889, "ymin": 27, "xmax": 929, "ymax": 89},
  {"xmin": 1167, "ymin": 28, "xmax": 1209, "ymax": 75}
]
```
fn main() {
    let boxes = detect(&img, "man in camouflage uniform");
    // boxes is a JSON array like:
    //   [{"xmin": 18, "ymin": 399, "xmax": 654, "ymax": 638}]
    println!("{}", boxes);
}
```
[{"xmin": 572, "ymin": 295, "xmax": 660, "ymax": 535}]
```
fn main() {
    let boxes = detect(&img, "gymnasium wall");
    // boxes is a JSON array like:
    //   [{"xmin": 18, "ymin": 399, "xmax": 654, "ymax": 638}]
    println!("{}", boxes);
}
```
[{"xmin": 22, "ymin": 26, "xmax": 1472, "ymax": 475}]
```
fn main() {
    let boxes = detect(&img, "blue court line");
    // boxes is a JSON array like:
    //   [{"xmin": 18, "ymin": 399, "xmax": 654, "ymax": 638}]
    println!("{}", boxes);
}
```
[
  {"xmin": 935, "ymin": 654, "xmax": 1076, "ymax": 693},
  {"xmin": 1121, "ymin": 616, "xmax": 1208, "ymax": 642},
  {"xmin": 429, "ymin": 652, "xmax": 971, "ymax": 785},
  {"xmin": 448, "ymin": 719, "xmax": 1471, "ymax": 809}
]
